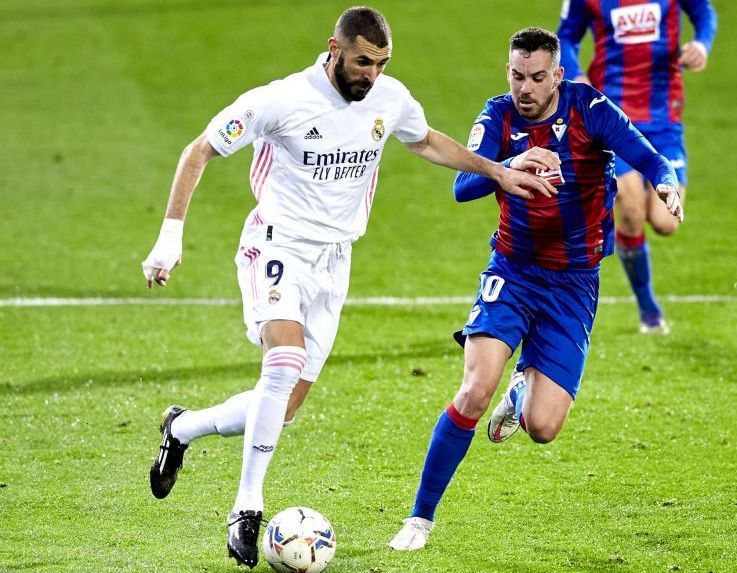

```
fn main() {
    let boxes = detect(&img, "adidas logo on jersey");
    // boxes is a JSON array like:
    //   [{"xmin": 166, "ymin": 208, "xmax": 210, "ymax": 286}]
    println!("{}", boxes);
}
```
[{"xmin": 304, "ymin": 127, "xmax": 323, "ymax": 139}]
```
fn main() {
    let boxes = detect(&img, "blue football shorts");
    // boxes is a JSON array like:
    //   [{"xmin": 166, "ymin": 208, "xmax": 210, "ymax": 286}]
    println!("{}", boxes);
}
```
[
  {"xmin": 454, "ymin": 251, "xmax": 599, "ymax": 398},
  {"xmin": 615, "ymin": 124, "xmax": 687, "ymax": 185}
]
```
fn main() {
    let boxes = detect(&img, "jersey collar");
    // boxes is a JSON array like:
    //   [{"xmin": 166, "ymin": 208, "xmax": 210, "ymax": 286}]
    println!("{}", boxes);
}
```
[{"xmin": 309, "ymin": 52, "xmax": 352, "ymax": 106}]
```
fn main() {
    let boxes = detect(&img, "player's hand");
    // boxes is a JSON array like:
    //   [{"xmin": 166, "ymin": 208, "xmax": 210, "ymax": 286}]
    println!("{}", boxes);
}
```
[
  {"xmin": 678, "ymin": 41, "xmax": 708, "ymax": 72},
  {"xmin": 142, "ymin": 218, "xmax": 184, "ymax": 288},
  {"xmin": 143, "ymin": 257, "xmax": 182, "ymax": 288},
  {"xmin": 510, "ymin": 147, "xmax": 561, "ymax": 173},
  {"xmin": 497, "ymin": 168, "xmax": 558, "ymax": 200},
  {"xmin": 656, "ymin": 184, "xmax": 684, "ymax": 223}
]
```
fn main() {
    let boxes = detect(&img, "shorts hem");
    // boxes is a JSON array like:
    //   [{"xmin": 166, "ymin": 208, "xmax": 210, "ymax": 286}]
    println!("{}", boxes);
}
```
[{"xmin": 456, "ymin": 327, "xmax": 517, "ymax": 354}]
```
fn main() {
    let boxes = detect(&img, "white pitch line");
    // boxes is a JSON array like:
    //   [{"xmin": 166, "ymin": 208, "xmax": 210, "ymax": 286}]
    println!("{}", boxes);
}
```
[{"xmin": 0, "ymin": 295, "xmax": 735, "ymax": 308}]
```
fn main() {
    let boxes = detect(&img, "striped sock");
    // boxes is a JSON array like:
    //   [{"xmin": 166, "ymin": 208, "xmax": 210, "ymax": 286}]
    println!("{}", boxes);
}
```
[{"xmin": 234, "ymin": 346, "xmax": 306, "ymax": 512}]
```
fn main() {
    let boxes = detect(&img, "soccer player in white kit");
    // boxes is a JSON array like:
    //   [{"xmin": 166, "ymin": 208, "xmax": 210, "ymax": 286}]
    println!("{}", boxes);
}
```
[{"xmin": 142, "ymin": 6, "xmax": 555, "ymax": 568}]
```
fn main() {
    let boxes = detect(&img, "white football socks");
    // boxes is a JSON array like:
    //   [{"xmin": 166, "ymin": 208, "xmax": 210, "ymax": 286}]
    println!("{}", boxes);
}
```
[
  {"xmin": 234, "ymin": 346, "xmax": 307, "ymax": 512},
  {"xmin": 170, "ymin": 391, "xmax": 253, "ymax": 445}
]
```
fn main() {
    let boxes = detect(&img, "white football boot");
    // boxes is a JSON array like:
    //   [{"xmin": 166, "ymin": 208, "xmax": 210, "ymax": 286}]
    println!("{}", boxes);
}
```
[
  {"xmin": 639, "ymin": 316, "xmax": 670, "ymax": 335},
  {"xmin": 389, "ymin": 517, "xmax": 434, "ymax": 551},
  {"xmin": 487, "ymin": 370, "xmax": 526, "ymax": 443}
]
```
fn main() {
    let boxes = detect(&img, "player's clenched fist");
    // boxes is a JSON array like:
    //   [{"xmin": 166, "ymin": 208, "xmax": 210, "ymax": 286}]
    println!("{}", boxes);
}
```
[
  {"xmin": 678, "ymin": 40, "xmax": 708, "ymax": 73},
  {"xmin": 509, "ymin": 146, "xmax": 561, "ymax": 173},
  {"xmin": 655, "ymin": 184, "xmax": 684, "ymax": 223},
  {"xmin": 142, "ymin": 218, "xmax": 183, "ymax": 288}
]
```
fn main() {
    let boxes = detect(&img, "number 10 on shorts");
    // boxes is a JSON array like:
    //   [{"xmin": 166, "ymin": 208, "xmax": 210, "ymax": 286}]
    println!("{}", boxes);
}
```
[{"xmin": 480, "ymin": 274, "xmax": 505, "ymax": 302}]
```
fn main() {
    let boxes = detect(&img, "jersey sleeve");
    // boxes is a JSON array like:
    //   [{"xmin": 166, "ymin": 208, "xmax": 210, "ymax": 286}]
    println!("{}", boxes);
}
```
[
  {"xmin": 557, "ymin": 0, "xmax": 592, "ymax": 80},
  {"xmin": 679, "ymin": 0, "xmax": 718, "ymax": 53},
  {"xmin": 582, "ymin": 87, "xmax": 678, "ymax": 189},
  {"xmin": 392, "ymin": 88, "xmax": 430, "ymax": 144},
  {"xmin": 205, "ymin": 83, "xmax": 282, "ymax": 157},
  {"xmin": 453, "ymin": 106, "xmax": 504, "ymax": 202}
]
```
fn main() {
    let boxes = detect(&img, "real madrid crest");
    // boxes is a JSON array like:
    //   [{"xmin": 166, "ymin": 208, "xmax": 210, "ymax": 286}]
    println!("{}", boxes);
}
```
[
  {"xmin": 371, "ymin": 118, "xmax": 385, "ymax": 141},
  {"xmin": 268, "ymin": 289, "xmax": 281, "ymax": 305}
]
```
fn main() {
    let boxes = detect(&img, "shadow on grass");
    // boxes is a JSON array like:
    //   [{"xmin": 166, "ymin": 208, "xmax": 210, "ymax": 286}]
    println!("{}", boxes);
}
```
[{"xmin": 1, "ymin": 340, "xmax": 454, "ymax": 396}]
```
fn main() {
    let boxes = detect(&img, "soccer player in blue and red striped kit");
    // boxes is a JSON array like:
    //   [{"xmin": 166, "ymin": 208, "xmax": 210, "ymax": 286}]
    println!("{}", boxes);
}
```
[
  {"xmin": 558, "ymin": 0, "xmax": 717, "ymax": 333},
  {"xmin": 389, "ymin": 27, "xmax": 684, "ymax": 550}
]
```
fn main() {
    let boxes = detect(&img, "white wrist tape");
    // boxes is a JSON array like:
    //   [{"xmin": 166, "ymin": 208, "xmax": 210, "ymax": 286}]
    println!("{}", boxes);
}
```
[
  {"xmin": 141, "ymin": 218, "xmax": 184, "ymax": 280},
  {"xmin": 159, "ymin": 217, "xmax": 184, "ymax": 240}
]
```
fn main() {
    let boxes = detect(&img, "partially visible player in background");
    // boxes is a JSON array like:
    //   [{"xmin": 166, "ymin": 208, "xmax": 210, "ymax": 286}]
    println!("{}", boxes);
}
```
[
  {"xmin": 557, "ymin": 0, "xmax": 716, "ymax": 333},
  {"xmin": 389, "ymin": 27, "xmax": 683, "ymax": 551},
  {"xmin": 142, "ymin": 6, "xmax": 553, "ymax": 569}
]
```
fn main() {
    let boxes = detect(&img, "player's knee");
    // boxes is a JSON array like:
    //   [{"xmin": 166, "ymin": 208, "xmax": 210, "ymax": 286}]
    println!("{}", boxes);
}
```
[
  {"xmin": 525, "ymin": 419, "xmax": 561, "ymax": 444},
  {"xmin": 456, "ymin": 382, "xmax": 494, "ymax": 416},
  {"xmin": 651, "ymin": 218, "xmax": 680, "ymax": 236},
  {"xmin": 617, "ymin": 206, "xmax": 646, "ymax": 231}
]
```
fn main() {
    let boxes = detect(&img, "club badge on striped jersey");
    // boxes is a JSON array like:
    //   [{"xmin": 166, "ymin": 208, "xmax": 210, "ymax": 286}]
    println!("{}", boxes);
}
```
[{"xmin": 552, "ymin": 118, "xmax": 567, "ymax": 141}]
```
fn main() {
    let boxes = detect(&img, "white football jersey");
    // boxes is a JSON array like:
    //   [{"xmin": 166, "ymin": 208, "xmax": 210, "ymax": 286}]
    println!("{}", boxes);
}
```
[{"xmin": 206, "ymin": 53, "xmax": 429, "ymax": 243}]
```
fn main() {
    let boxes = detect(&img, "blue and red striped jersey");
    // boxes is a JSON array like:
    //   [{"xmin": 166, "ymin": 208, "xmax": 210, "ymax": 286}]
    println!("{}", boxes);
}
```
[
  {"xmin": 557, "ymin": 0, "xmax": 717, "ymax": 127},
  {"xmin": 454, "ymin": 81, "xmax": 677, "ymax": 270}
]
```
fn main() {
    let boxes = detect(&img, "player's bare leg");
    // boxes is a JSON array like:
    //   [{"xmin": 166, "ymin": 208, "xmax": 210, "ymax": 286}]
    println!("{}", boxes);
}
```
[
  {"xmin": 453, "ymin": 336, "xmax": 512, "ymax": 418},
  {"xmin": 616, "ymin": 171, "xmax": 649, "ymax": 237},
  {"xmin": 518, "ymin": 368, "xmax": 573, "ymax": 443},
  {"xmin": 390, "ymin": 336, "xmax": 511, "ymax": 551},
  {"xmin": 285, "ymin": 378, "xmax": 312, "ymax": 423},
  {"xmin": 488, "ymin": 367, "xmax": 572, "ymax": 443},
  {"xmin": 228, "ymin": 319, "xmax": 307, "ymax": 568},
  {"xmin": 615, "ymin": 171, "xmax": 667, "ymax": 333}
]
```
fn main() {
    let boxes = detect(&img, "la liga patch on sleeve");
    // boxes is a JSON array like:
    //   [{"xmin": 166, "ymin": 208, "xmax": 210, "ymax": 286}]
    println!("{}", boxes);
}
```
[{"xmin": 467, "ymin": 123, "xmax": 484, "ymax": 151}]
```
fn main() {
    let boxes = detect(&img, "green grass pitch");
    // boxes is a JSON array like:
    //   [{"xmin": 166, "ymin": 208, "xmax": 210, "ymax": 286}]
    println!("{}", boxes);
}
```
[{"xmin": 1, "ymin": 1, "xmax": 736, "ymax": 572}]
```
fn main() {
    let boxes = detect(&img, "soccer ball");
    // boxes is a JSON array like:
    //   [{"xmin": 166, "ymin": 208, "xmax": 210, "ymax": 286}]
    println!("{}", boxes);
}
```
[{"xmin": 262, "ymin": 507, "xmax": 337, "ymax": 573}]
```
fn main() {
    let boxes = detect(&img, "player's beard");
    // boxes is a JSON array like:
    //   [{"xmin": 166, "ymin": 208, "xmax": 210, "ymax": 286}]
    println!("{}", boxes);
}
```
[
  {"xmin": 334, "ymin": 53, "xmax": 373, "ymax": 102},
  {"xmin": 516, "ymin": 90, "xmax": 556, "ymax": 121}
]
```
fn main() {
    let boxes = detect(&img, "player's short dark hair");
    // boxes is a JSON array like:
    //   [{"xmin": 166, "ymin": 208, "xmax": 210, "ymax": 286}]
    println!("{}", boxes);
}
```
[
  {"xmin": 510, "ymin": 27, "xmax": 561, "ymax": 68},
  {"xmin": 335, "ymin": 6, "xmax": 391, "ymax": 48}
]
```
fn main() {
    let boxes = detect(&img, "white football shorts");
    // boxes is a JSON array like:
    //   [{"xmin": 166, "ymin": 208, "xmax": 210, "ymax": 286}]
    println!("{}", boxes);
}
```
[{"xmin": 235, "ymin": 223, "xmax": 352, "ymax": 382}]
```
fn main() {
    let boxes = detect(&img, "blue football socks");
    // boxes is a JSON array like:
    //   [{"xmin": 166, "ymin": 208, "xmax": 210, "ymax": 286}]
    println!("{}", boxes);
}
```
[
  {"xmin": 617, "ymin": 237, "xmax": 662, "ymax": 321},
  {"xmin": 411, "ymin": 407, "xmax": 476, "ymax": 522}
]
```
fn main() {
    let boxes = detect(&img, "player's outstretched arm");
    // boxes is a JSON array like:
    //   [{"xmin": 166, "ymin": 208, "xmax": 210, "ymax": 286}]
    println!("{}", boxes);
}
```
[
  {"xmin": 142, "ymin": 132, "xmax": 218, "ymax": 288},
  {"xmin": 404, "ymin": 128, "xmax": 557, "ymax": 199},
  {"xmin": 589, "ymin": 91, "xmax": 683, "ymax": 224}
]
